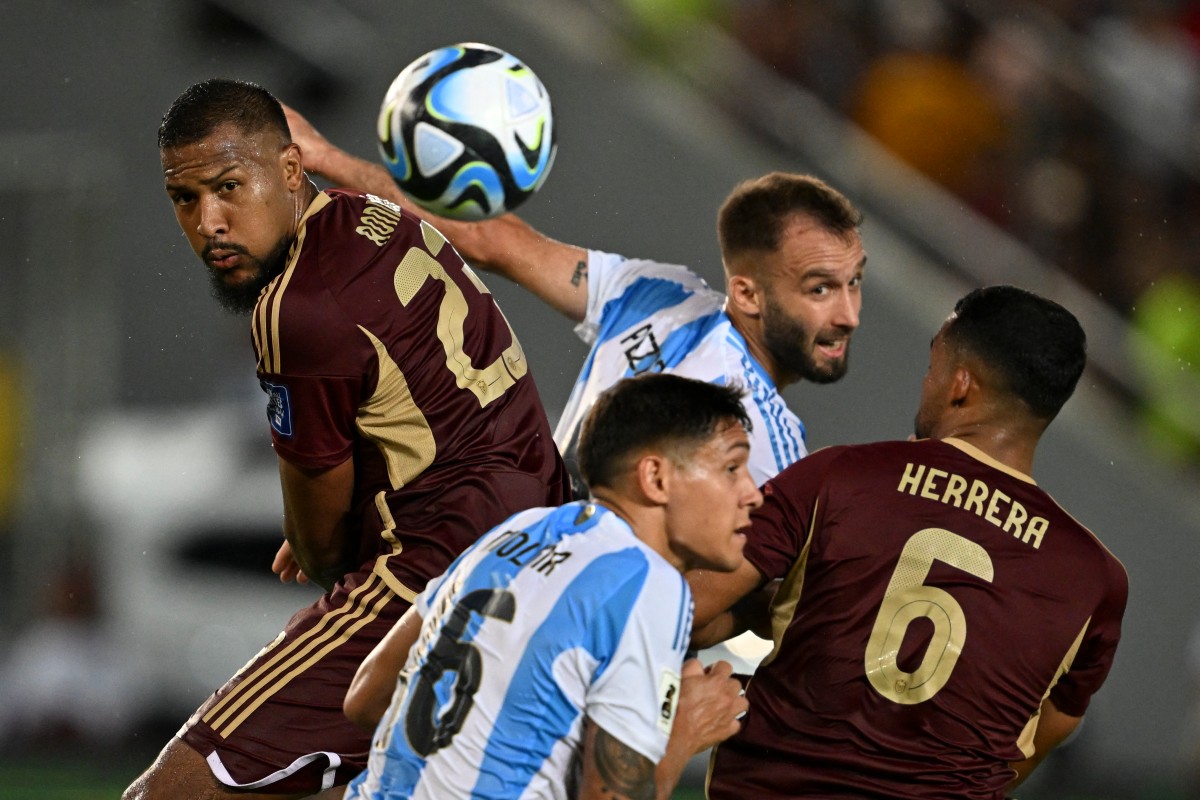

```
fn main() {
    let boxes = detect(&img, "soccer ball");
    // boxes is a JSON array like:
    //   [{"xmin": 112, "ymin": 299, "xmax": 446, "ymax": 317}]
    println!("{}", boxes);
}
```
[{"xmin": 377, "ymin": 43, "xmax": 557, "ymax": 221}]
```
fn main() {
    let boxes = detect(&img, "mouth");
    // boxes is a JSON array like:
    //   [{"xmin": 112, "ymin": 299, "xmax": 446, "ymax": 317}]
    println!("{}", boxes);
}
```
[
  {"xmin": 204, "ymin": 240, "xmax": 249, "ymax": 271},
  {"xmin": 206, "ymin": 250, "xmax": 243, "ymax": 271},
  {"xmin": 815, "ymin": 337, "xmax": 848, "ymax": 360}
]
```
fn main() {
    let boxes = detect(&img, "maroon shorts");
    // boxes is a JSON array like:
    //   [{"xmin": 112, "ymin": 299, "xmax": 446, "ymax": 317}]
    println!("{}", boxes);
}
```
[
  {"xmin": 178, "ymin": 469, "xmax": 568, "ymax": 794},
  {"xmin": 179, "ymin": 564, "xmax": 411, "ymax": 794}
]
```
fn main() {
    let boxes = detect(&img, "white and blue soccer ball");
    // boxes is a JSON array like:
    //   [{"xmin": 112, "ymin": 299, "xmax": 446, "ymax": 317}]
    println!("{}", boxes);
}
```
[{"xmin": 377, "ymin": 43, "xmax": 557, "ymax": 221}]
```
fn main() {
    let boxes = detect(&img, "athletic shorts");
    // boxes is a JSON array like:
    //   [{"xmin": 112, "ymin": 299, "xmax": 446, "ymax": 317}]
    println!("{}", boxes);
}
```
[
  {"xmin": 178, "ymin": 468, "xmax": 568, "ymax": 794},
  {"xmin": 179, "ymin": 564, "xmax": 410, "ymax": 794}
]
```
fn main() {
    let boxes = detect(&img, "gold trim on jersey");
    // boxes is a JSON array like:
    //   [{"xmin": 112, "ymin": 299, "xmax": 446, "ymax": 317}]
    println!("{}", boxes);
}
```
[
  {"xmin": 356, "ymin": 327, "xmax": 437, "ymax": 489},
  {"xmin": 759, "ymin": 499, "xmax": 819, "ymax": 670},
  {"xmin": 942, "ymin": 437, "xmax": 1037, "ymax": 485},
  {"xmin": 370, "ymin": 490, "xmax": 420, "ymax": 604},
  {"xmin": 200, "ymin": 569, "xmax": 394, "ymax": 738},
  {"xmin": 1015, "ymin": 618, "xmax": 1090, "ymax": 758},
  {"xmin": 252, "ymin": 192, "xmax": 334, "ymax": 375}
]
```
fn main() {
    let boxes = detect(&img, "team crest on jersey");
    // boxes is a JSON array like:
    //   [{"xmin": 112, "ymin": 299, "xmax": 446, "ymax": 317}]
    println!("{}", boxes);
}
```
[
  {"xmin": 260, "ymin": 380, "xmax": 293, "ymax": 437},
  {"xmin": 657, "ymin": 668, "xmax": 681, "ymax": 735}
]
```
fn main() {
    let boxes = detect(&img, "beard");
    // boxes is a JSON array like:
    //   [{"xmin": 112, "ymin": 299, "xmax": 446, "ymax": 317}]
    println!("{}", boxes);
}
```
[
  {"xmin": 913, "ymin": 409, "xmax": 931, "ymax": 440},
  {"xmin": 205, "ymin": 236, "xmax": 291, "ymax": 315},
  {"xmin": 761, "ymin": 298, "xmax": 850, "ymax": 384}
]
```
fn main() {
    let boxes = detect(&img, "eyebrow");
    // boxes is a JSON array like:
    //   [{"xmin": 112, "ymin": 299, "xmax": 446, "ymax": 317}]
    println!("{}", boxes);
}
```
[
  {"xmin": 164, "ymin": 164, "xmax": 240, "ymax": 192},
  {"xmin": 800, "ymin": 260, "xmax": 866, "ymax": 281}
]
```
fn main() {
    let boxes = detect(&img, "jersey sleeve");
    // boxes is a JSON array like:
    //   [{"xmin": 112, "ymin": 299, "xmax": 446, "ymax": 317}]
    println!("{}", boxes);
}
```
[
  {"xmin": 585, "ymin": 564, "xmax": 692, "ymax": 763},
  {"xmin": 254, "ymin": 194, "xmax": 377, "ymax": 470},
  {"xmin": 260, "ymin": 372, "xmax": 362, "ymax": 468},
  {"xmin": 575, "ymin": 250, "xmax": 714, "ymax": 346},
  {"xmin": 1047, "ymin": 557, "xmax": 1129, "ymax": 716},
  {"xmin": 743, "ymin": 446, "xmax": 845, "ymax": 580}
]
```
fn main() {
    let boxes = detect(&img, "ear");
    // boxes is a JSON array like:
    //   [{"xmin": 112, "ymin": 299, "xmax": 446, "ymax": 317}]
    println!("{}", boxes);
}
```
[
  {"xmin": 726, "ymin": 273, "xmax": 764, "ymax": 317},
  {"xmin": 949, "ymin": 366, "xmax": 973, "ymax": 407},
  {"xmin": 282, "ymin": 142, "xmax": 306, "ymax": 190},
  {"xmin": 634, "ymin": 453, "xmax": 671, "ymax": 506}
]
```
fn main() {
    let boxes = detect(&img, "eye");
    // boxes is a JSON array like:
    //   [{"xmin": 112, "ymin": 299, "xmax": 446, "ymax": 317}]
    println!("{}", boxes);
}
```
[
  {"xmin": 849, "ymin": 274, "xmax": 863, "ymax": 288},
  {"xmin": 170, "ymin": 192, "xmax": 194, "ymax": 207},
  {"xmin": 220, "ymin": 180, "xmax": 238, "ymax": 192}
]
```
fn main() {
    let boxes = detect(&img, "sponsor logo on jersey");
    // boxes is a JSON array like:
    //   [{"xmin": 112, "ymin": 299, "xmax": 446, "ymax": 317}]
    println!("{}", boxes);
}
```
[
  {"xmin": 260, "ymin": 380, "xmax": 294, "ymax": 437},
  {"xmin": 657, "ymin": 668, "xmax": 681, "ymax": 735},
  {"xmin": 622, "ymin": 323, "xmax": 665, "ymax": 374}
]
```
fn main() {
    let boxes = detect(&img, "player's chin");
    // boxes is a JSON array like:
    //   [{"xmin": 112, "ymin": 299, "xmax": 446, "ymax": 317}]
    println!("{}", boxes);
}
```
[
  {"xmin": 809, "ymin": 354, "xmax": 850, "ymax": 384},
  {"xmin": 721, "ymin": 531, "xmax": 749, "ymax": 570}
]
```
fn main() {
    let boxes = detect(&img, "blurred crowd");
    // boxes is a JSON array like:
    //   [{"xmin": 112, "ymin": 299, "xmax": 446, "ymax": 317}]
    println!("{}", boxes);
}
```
[{"xmin": 621, "ymin": 0, "xmax": 1200, "ymax": 467}]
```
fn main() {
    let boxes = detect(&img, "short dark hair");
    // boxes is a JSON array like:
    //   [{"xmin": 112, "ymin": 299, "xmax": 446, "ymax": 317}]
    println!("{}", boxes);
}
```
[
  {"xmin": 717, "ymin": 172, "xmax": 862, "ymax": 258},
  {"xmin": 946, "ymin": 285, "xmax": 1087, "ymax": 420},
  {"xmin": 577, "ymin": 374, "xmax": 752, "ymax": 490},
  {"xmin": 158, "ymin": 78, "xmax": 290, "ymax": 150}
]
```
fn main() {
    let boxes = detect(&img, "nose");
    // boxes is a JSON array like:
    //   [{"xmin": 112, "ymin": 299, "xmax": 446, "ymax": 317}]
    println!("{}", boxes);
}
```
[
  {"xmin": 743, "ymin": 478, "xmax": 764, "ymax": 511},
  {"xmin": 832, "ymin": 289, "xmax": 860, "ymax": 331},
  {"xmin": 196, "ymin": 194, "xmax": 229, "ymax": 239}
]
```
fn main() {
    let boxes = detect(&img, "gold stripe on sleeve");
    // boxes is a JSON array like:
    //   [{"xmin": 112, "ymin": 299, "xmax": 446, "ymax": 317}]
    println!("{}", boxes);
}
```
[
  {"xmin": 1015, "ymin": 618, "xmax": 1090, "ymax": 758},
  {"xmin": 253, "ymin": 192, "xmax": 333, "ymax": 374},
  {"xmin": 760, "ymin": 500, "xmax": 819, "ymax": 669}
]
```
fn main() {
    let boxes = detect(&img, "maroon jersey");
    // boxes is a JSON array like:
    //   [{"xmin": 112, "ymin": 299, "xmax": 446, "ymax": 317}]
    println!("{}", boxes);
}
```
[
  {"xmin": 709, "ymin": 437, "xmax": 1127, "ymax": 800},
  {"xmin": 176, "ymin": 190, "xmax": 568, "ymax": 793},
  {"xmin": 252, "ymin": 189, "xmax": 568, "ymax": 593}
]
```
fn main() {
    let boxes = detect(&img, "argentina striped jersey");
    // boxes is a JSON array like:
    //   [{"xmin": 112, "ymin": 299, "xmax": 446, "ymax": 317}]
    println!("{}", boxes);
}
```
[
  {"xmin": 555, "ymin": 250, "xmax": 806, "ymax": 487},
  {"xmin": 344, "ymin": 501, "xmax": 693, "ymax": 800}
]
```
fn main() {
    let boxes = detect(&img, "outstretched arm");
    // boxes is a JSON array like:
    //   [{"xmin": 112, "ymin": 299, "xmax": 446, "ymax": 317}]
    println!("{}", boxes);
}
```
[
  {"xmin": 284, "ymin": 103, "xmax": 589, "ymax": 322},
  {"xmin": 579, "ymin": 659, "xmax": 746, "ymax": 800}
]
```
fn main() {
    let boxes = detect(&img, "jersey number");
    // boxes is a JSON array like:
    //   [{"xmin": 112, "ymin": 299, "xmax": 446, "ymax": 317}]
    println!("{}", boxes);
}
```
[
  {"xmin": 395, "ymin": 226, "xmax": 528, "ymax": 408},
  {"xmin": 864, "ymin": 528, "xmax": 994, "ymax": 704},
  {"xmin": 405, "ymin": 588, "xmax": 517, "ymax": 756}
]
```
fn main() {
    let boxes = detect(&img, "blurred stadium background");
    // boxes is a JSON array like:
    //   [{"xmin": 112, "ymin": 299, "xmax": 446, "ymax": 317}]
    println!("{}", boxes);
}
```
[{"xmin": 2, "ymin": 1, "xmax": 1199, "ymax": 797}]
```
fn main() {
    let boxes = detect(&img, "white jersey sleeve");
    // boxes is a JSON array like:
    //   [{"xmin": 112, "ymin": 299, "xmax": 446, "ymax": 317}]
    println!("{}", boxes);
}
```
[
  {"xmin": 555, "ymin": 250, "xmax": 806, "ymax": 488},
  {"xmin": 585, "ymin": 558, "xmax": 693, "ymax": 763}
]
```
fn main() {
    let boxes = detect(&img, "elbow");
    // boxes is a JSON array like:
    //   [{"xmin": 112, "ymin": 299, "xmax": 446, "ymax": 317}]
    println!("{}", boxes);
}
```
[
  {"xmin": 343, "ymin": 684, "xmax": 379, "ymax": 733},
  {"xmin": 689, "ymin": 616, "xmax": 730, "ymax": 651}
]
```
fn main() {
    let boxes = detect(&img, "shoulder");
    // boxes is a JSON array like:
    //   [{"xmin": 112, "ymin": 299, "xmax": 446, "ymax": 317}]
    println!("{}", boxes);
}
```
[{"xmin": 588, "ymin": 249, "xmax": 722, "ymax": 299}]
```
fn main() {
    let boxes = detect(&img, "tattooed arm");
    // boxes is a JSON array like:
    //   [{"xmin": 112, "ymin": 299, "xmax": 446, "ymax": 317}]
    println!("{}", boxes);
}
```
[
  {"xmin": 284, "ymin": 103, "xmax": 589, "ymax": 322},
  {"xmin": 579, "ymin": 660, "xmax": 747, "ymax": 800},
  {"xmin": 579, "ymin": 723, "xmax": 657, "ymax": 800}
]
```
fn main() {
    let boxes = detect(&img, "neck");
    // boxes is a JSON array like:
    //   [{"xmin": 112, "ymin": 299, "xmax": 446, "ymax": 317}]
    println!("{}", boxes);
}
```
[
  {"xmin": 725, "ymin": 301, "xmax": 792, "ymax": 388},
  {"xmin": 938, "ymin": 422, "xmax": 1039, "ymax": 476},
  {"xmin": 590, "ymin": 489, "xmax": 681, "ymax": 571}
]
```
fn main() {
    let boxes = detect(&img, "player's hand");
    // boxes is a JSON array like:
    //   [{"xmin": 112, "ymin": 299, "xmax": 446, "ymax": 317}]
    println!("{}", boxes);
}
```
[
  {"xmin": 675, "ymin": 658, "xmax": 748, "ymax": 755},
  {"xmin": 272, "ymin": 540, "xmax": 310, "ymax": 585},
  {"xmin": 281, "ymin": 103, "xmax": 335, "ymax": 177}
]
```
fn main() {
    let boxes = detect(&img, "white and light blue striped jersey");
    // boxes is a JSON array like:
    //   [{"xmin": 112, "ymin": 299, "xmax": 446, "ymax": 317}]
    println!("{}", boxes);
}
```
[
  {"xmin": 555, "ymin": 250, "xmax": 806, "ymax": 488},
  {"xmin": 344, "ymin": 501, "xmax": 693, "ymax": 800}
]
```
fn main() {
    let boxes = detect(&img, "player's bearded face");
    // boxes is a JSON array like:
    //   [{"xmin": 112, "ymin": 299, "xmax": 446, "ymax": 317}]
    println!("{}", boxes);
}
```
[
  {"xmin": 205, "ymin": 235, "xmax": 291, "ymax": 315},
  {"xmin": 761, "ymin": 294, "xmax": 851, "ymax": 384}
]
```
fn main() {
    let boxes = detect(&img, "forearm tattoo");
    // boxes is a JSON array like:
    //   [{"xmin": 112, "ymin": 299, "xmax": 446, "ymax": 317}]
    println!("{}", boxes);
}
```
[
  {"xmin": 571, "ymin": 259, "xmax": 587, "ymax": 287},
  {"xmin": 593, "ymin": 726, "xmax": 656, "ymax": 800}
]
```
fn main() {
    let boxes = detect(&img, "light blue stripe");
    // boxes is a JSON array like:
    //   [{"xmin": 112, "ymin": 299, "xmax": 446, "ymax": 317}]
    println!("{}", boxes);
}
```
[
  {"xmin": 375, "ymin": 503, "xmax": 603, "ymax": 798},
  {"xmin": 596, "ymin": 277, "xmax": 694, "ymax": 347},
  {"xmin": 671, "ymin": 574, "xmax": 692, "ymax": 652},
  {"xmin": 472, "ymin": 548, "xmax": 650, "ymax": 795},
  {"xmin": 621, "ymin": 310, "xmax": 724, "ymax": 378}
]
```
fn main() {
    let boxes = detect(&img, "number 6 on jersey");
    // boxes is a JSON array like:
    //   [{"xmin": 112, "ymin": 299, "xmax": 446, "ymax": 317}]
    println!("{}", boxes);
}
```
[{"xmin": 864, "ymin": 528, "xmax": 994, "ymax": 704}]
